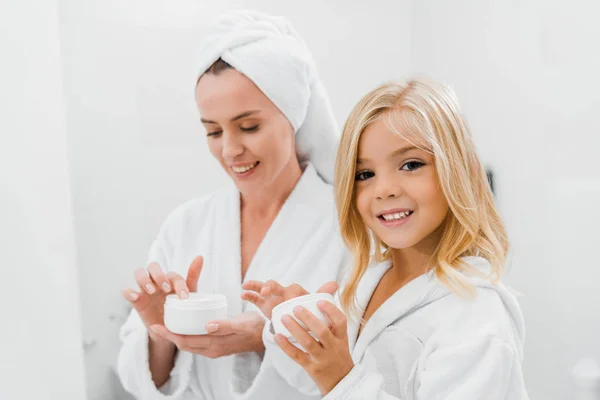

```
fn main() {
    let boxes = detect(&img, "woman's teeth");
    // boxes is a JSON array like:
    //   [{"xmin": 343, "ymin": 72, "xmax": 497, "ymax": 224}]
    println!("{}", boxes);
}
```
[
  {"xmin": 381, "ymin": 211, "xmax": 412, "ymax": 221},
  {"xmin": 232, "ymin": 162, "xmax": 258, "ymax": 173}
]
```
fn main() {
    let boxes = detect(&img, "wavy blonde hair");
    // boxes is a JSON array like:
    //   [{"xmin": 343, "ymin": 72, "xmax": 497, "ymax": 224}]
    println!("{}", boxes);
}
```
[{"xmin": 335, "ymin": 79, "xmax": 509, "ymax": 317}]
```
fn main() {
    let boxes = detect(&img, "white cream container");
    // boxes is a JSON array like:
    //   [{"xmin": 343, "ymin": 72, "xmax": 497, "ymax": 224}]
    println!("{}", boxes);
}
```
[
  {"xmin": 164, "ymin": 293, "xmax": 227, "ymax": 335},
  {"xmin": 271, "ymin": 293, "xmax": 335, "ymax": 338}
]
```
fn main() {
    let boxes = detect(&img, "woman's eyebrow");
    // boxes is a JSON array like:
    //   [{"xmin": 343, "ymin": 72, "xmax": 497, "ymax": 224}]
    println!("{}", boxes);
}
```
[{"xmin": 201, "ymin": 110, "xmax": 261, "ymax": 124}]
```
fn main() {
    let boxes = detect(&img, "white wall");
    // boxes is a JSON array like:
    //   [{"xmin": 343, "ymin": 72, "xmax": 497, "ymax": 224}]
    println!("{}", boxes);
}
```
[
  {"xmin": 56, "ymin": 1, "xmax": 412, "ymax": 398},
  {"xmin": 410, "ymin": 0, "xmax": 600, "ymax": 398},
  {"xmin": 0, "ymin": 1, "xmax": 87, "ymax": 399}
]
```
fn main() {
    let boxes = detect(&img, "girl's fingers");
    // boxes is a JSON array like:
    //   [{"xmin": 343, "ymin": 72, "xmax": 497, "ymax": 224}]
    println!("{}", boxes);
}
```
[
  {"xmin": 241, "ymin": 291, "xmax": 265, "ymax": 308},
  {"xmin": 241, "ymin": 280, "xmax": 264, "ymax": 293},
  {"xmin": 166, "ymin": 271, "xmax": 189, "ymax": 299},
  {"xmin": 317, "ymin": 301, "xmax": 348, "ymax": 338},
  {"xmin": 186, "ymin": 256, "xmax": 203, "ymax": 293},
  {"xmin": 293, "ymin": 305, "xmax": 335, "ymax": 348},
  {"xmin": 261, "ymin": 280, "xmax": 284, "ymax": 297},
  {"xmin": 134, "ymin": 268, "xmax": 156, "ymax": 295},
  {"xmin": 274, "ymin": 334, "xmax": 311, "ymax": 368},
  {"xmin": 281, "ymin": 315, "xmax": 323, "ymax": 356},
  {"xmin": 316, "ymin": 281, "xmax": 338, "ymax": 295},
  {"xmin": 147, "ymin": 262, "xmax": 171, "ymax": 293}
]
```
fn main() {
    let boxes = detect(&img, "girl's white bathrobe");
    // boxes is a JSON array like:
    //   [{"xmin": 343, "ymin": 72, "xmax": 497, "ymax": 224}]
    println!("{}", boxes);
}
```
[
  {"xmin": 118, "ymin": 164, "xmax": 350, "ymax": 400},
  {"xmin": 262, "ymin": 256, "xmax": 530, "ymax": 399}
]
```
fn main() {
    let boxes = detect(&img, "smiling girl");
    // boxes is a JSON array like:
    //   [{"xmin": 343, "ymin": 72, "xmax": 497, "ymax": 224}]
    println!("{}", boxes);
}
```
[{"xmin": 245, "ymin": 79, "xmax": 529, "ymax": 399}]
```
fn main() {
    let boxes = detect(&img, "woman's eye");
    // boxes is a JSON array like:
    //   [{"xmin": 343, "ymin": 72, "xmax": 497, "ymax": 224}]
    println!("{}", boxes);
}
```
[
  {"xmin": 240, "ymin": 125, "xmax": 259, "ymax": 132},
  {"xmin": 355, "ymin": 171, "xmax": 375, "ymax": 181},
  {"xmin": 207, "ymin": 131, "xmax": 222, "ymax": 137},
  {"xmin": 401, "ymin": 161, "xmax": 425, "ymax": 171}
]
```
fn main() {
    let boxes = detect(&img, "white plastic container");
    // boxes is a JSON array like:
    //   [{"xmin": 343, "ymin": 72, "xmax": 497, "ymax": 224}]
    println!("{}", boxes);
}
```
[
  {"xmin": 164, "ymin": 293, "xmax": 227, "ymax": 335},
  {"xmin": 271, "ymin": 293, "xmax": 335, "ymax": 338}
]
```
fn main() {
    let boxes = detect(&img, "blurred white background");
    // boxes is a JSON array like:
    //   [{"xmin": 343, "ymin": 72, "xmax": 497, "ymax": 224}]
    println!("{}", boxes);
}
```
[{"xmin": 2, "ymin": 0, "xmax": 599, "ymax": 399}]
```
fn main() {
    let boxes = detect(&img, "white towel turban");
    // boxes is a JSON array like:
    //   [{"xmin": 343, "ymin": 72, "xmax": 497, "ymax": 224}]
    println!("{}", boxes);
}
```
[{"xmin": 195, "ymin": 10, "xmax": 339, "ymax": 183}]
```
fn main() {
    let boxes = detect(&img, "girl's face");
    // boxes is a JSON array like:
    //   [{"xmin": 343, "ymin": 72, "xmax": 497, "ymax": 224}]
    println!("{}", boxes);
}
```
[
  {"xmin": 195, "ymin": 68, "xmax": 297, "ymax": 194},
  {"xmin": 354, "ymin": 118, "xmax": 450, "ymax": 252}
]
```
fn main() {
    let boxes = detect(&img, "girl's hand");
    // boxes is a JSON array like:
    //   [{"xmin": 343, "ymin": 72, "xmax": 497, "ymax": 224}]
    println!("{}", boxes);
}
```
[
  {"xmin": 121, "ymin": 256, "xmax": 203, "ymax": 343},
  {"xmin": 274, "ymin": 300, "xmax": 354, "ymax": 395},
  {"xmin": 241, "ymin": 280, "xmax": 338, "ymax": 318}
]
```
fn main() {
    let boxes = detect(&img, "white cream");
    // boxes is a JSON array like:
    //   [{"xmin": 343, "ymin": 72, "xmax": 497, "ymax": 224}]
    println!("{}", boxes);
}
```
[
  {"xmin": 271, "ymin": 293, "xmax": 335, "ymax": 338},
  {"xmin": 163, "ymin": 293, "xmax": 227, "ymax": 335}
]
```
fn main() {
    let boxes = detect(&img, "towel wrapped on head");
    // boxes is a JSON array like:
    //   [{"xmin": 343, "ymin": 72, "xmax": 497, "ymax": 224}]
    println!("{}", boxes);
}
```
[{"xmin": 195, "ymin": 10, "xmax": 339, "ymax": 183}]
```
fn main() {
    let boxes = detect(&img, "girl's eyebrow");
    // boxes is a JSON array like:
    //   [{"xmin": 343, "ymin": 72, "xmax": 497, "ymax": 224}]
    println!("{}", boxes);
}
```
[{"xmin": 357, "ymin": 145, "xmax": 419, "ymax": 165}]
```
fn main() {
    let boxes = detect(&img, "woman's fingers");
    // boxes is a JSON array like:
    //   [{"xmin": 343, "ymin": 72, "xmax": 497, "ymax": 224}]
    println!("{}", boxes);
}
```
[
  {"xmin": 274, "ymin": 333, "xmax": 310, "ymax": 368},
  {"xmin": 293, "ymin": 306, "xmax": 335, "ymax": 348},
  {"xmin": 166, "ymin": 271, "xmax": 189, "ymax": 299},
  {"xmin": 122, "ymin": 288, "xmax": 140, "ymax": 303},
  {"xmin": 186, "ymin": 256, "xmax": 203, "ymax": 292},
  {"xmin": 147, "ymin": 262, "xmax": 171, "ymax": 293},
  {"xmin": 134, "ymin": 268, "xmax": 156, "ymax": 294},
  {"xmin": 281, "ymin": 315, "xmax": 323, "ymax": 356},
  {"xmin": 317, "ymin": 301, "xmax": 347, "ymax": 338}
]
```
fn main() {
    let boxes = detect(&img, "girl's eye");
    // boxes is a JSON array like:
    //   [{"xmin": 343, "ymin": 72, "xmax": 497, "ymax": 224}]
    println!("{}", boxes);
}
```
[
  {"xmin": 207, "ymin": 131, "xmax": 222, "ymax": 137},
  {"xmin": 240, "ymin": 125, "xmax": 259, "ymax": 133},
  {"xmin": 401, "ymin": 161, "xmax": 425, "ymax": 171},
  {"xmin": 355, "ymin": 170, "xmax": 375, "ymax": 181}
]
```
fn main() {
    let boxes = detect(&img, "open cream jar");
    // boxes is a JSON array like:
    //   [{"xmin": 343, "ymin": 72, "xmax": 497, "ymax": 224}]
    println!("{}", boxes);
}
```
[
  {"xmin": 164, "ymin": 293, "xmax": 227, "ymax": 335},
  {"xmin": 271, "ymin": 293, "xmax": 335, "ymax": 338}
]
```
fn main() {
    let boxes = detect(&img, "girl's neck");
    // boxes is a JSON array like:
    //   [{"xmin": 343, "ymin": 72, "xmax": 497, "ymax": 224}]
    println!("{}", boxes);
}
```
[
  {"xmin": 240, "ymin": 158, "xmax": 303, "ymax": 219},
  {"xmin": 388, "ymin": 225, "xmax": 443, "ymax": 285}
]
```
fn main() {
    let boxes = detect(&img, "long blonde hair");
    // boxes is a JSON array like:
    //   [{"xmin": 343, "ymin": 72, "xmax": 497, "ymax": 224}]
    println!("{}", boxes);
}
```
[{"xmin": 336, "ymin": 79, "xmax": 508, "ymax": 317}]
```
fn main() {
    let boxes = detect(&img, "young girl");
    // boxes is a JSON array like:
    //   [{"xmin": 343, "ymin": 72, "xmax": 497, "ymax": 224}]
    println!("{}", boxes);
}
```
[{"xmin": 243, "ymin": 79, "xmax": 529, "ymax": 399}]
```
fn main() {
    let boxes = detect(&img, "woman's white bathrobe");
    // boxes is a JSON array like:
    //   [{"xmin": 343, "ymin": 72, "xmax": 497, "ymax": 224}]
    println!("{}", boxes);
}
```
[
  {"xmin": 118, "ymin": 164, "xmax": 349, "ymax": 400},
  {"xmin": 262, "ymin": 256, "xmax": 530, "ymax": 399}
]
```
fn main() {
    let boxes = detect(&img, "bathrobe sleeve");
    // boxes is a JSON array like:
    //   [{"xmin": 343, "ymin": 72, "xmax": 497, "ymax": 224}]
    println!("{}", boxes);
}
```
[
  {"xmin": 117, "ymin": 207, "xmax": 199, "ymax": 400},
  {"xmin": 323, "ymin": 336, "xmax": 525, "ymax": 400}
]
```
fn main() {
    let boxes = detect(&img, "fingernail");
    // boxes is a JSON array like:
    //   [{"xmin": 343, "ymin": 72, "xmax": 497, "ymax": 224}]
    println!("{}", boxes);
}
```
[
  {"xmin": 145, "ymin": 284, "xmax": 155, "ymax": 294},
  {"xmin": 206, "ymin": 323, "xmax": 219, "ymax": 333},
  {"xmin": 180, "ymin": 290, "xmax": 189, "ymax": 299},
  {"xmin": 282, "ymin": 314, "xmax": 293, "ymax": 324},
  {"xmin": 129, "ymin": 292, "xmax": 139, "ymax": 301},
  {"xmin": 162, "ymin": 282, "xmax": 171, "ymax": 292},
  {"xmin": 274, "ymin": 334, "xmax": 283, "ymax": 344},
  {"xmin": 150, "ymin": 326, "xmax": 158, "ymax": 333},
  {"xmin": 317, "ymin": 300, "xmax": 326, "ymax": 307},
  {"xmin": 293, "ymin": 305, "xmax": 305, "ymax": 314}
]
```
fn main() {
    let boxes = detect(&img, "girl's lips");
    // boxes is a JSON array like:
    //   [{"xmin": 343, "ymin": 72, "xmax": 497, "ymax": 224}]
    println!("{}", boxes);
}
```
[{"xmin": 377, "ymin": 210, "xmax": 414, "ymax": 228}]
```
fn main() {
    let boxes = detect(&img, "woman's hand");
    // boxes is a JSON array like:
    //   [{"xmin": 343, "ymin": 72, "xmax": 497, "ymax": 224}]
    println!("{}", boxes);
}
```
[
  {"xmin": 122, "ymin": 256, "xmax": 203, "ymax": 343},
  {"xmin": 274, "ymin": 300, "xmax": 354, "ymax": 395},
  {"xmin": 241, "ymin": 280, "xmax": 338, "ymax": 318},
  {"xmin": 149, "ymin": 311, "xmax": 266, "ymax": 358}
]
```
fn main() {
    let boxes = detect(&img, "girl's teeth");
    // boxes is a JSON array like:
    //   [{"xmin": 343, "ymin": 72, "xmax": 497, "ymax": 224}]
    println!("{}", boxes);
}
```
[
  {"xmin": 232, "ymin": 163, "xmax": 257, "ymax": 173},
  {"xmin": 382, "ymin": 211, "xmax": 411, "ymax": 221}
]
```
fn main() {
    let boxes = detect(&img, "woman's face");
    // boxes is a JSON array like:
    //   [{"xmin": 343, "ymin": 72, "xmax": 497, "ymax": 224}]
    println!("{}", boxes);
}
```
[
  {"xmin": 354, "ymin": 118, "xmax": 450, "ymax": 252},
  {"xmin": 195, "ymin": 68, "xmax": 297, "ymax": 194}
]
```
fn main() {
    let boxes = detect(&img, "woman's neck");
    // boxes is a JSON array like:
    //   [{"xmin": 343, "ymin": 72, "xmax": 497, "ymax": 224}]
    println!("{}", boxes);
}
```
[{"xmin": 240, "ymin": 158, "xmax": 303, "ymax": 219}]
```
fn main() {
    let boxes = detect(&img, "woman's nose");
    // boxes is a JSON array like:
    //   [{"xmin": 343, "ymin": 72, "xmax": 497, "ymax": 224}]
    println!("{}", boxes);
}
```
[{"xmin": 221, "ymin": 132, "xmax": 244, "ymax": 160}]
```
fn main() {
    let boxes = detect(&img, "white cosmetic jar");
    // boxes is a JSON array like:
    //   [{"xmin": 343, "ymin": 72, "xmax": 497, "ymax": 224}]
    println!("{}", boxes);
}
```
[
  {"xmin": 164, "ymin": 293, "xmax": 228, "ymax": 335},
  {"xmin": 271, "ymin": 293, "xmax": 335, "ymax": 338}
]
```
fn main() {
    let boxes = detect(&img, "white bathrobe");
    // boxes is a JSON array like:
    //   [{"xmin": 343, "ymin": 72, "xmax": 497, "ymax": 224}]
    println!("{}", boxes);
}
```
[
  {"xmin": 118, "ymin": 164, "xmax": 350, "ymax": 400},
  {"xmin": 262, "ymin": 256, "xmax": 530, "ymax": 399}
]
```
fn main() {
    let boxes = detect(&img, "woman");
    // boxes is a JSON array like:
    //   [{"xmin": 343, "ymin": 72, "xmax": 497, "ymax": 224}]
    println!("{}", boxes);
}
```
[{"xmin": 118, "ymin": 10, "xmax": 348, "ymax": 400}]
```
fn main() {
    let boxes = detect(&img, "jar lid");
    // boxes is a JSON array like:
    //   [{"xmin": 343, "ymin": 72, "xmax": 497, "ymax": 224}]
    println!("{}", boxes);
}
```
[
  {"xmin": 272, "ymin": 293, "xmax": 333, "ymax": 315},
  {"xmin": 165, "ymin": 293, "xmax": 227, "ymax": 309}
]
